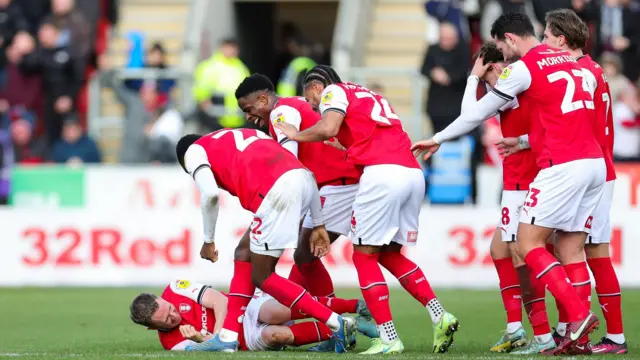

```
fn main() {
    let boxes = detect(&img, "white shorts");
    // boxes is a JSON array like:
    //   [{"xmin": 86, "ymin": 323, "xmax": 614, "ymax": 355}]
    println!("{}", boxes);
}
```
[
  {"xmin": 243, "ymin": 293, "xmax": 275, "ymax": 351},
  {"xmin": 498, "ymin": 190, "xmax": 528, "ymax": 242},
  {"xmin": 587, "ymin": 180, "xmax": 614, "ymax": 244},
  {"xmin": 302, "ymin": 184, "xmax": 359, "ymax": 235},
  {"xmin": 350, "ymin": 165, "xmax": 424, "ymax": 247},
  {"xmin": 250, "ymin": 169, "xmax": 316, "ymax": 257},
  {"xmin": 519, "ymin": 158, "xmax": 606, "ymax": 232}
]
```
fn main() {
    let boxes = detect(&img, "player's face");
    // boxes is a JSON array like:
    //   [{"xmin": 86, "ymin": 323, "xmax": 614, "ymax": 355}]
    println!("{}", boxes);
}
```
[
  {"xmin": 303, "ymin": 83, "xmax": 324, "ymax": 112},
  {"xmin": 149, "ymin": 298, "xmax": 181, "ymax": 329},
  {"xmin": 494, "ymin": 34, "xmax": 518, "ymax": 61},
  {"xmin": 239, "ymin": 93, "xmax": 271, "ymax": 127},
  {"xmin": 542, "ymin": 26, "xmax": 565, "ymax": 49}
]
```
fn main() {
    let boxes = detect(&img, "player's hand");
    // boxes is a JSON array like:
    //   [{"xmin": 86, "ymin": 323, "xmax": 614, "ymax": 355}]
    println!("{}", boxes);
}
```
[
  {"xmin": 309, "ymin": 225, "xmax": 330, "ymax": 258},
  {"xmin": 471, "ymin": 56, "xmax": 492, "ymax": 79},
  {"xmin": 324, "ymin": 137, "xmax": 346, "ymax": 151},
  {"xmin": 274, "ymin": 121, "xmax": 299, "ymax": 141},
  {"xmin": 200, "ymin": 242, "xmax": 219, "ymax": 263},
  {"xmin": 495, "ymin": 137, "xmax": 522, "ymax": 157},
  {"xmin": 180, "ymin": 325, "xmax": 205, "ymax": 343},
  {"xmin": 411, "ymin": 139, "xmax": 441, "ymax": 161}
]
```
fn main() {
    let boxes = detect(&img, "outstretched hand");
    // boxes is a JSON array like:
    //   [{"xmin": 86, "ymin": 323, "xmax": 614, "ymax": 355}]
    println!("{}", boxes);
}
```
[
  {"xmin": 324, "ymin": 137, "xmax": 346, "ymax": 151},
  {"xmin": 273, "ymin": 122, "xmax": 299, "ymax": 140},
  {"xmin": 411, "ymin": 139, "xmax": 441, "ymax": 161}
]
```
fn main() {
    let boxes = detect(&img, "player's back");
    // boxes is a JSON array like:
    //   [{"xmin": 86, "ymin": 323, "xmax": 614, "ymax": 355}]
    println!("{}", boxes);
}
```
[
  {"xmin": 517, "ymin": 44, "xmax": 602, "ymax": 168},
  {"xmin": 499, "ymin": 98, "xmax": 540, "ymax": 190},
  {"xmin": 319, "ymin": 82, "xmax": 419, "ymax": 169},
  {"xmin": 194, "ymin": 128, "xmax": 304, "ymax": 213},
  {"xmin": 269, "ymin": 97, "xmax": 361, "ymax": 186},
  {"xmin": 577, "ymin": 55, "xmax": 616, "ymax": 182}
]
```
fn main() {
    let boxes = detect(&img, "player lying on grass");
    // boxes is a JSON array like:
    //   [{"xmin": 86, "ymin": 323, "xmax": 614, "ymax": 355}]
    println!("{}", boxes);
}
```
[{"xmin": 129, "ymin": 279, "xmax": 379, "ymax": 352}]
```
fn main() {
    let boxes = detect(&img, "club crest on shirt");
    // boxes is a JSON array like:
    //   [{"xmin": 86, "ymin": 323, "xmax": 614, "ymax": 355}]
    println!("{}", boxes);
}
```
[
  {"xmin": 176, "ymin": 280, "xmax": 190, "ymax": 289},
  {"xmin": 322, "ymin": 91, "xmax": 333, "ymax": 104},
  {"xmin": 179, "ymin": 303, "xmax": 191, "ymax": 313},
  {"xmin": 274, "ymin": 113, "xmax": 285, "ymax": 124},
  {"xmin": 500, "ymin": 66, "xmax": 512, "ymax": 80}
]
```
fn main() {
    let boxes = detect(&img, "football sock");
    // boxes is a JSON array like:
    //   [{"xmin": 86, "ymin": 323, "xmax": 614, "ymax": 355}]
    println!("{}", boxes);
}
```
[
  {"xmin": 524, "ymin": 247, "xmax": 589, "ymax": 322},
  {"xmin": 290, "ymin": 322, "xmax": 333, "ymax": 346},
  {"xmin": 298, "ymin": 258, "xmax": 335, "ymax": 297},
  {"xmin": 493, "ymin": 257, "xmax": 523, "ymax": 325},
  {"xmin": 587, "ymin": 257, "xmax": 624, "ymax": 341},
  {"xmin": 287, "ymin": 265, "xmax": 306, "ymax": 287},
  {"xmin": 565, "ymin": 262, "xmax": 592, "ymax": 311},
  {"xmin": 221, "ymin": 260, "xmax": 254, "ymax": 341},
  {"xmin": 516, "ymin": 265, "xmax": 550, "ymax": 337},
  {"xmin": 289, "ymin": 297, "xmax": 359, "ymax": 320},
  {"xmin": 261, "ymin": 273, "xmax": 340, "ymax": 331},
  {"xmin": 378, "ymin": 251, "xmax": 437, "ymax": 307},
  {"xmin": 353, "ymin": 250, "xmax": 396, "ymax": 344}
]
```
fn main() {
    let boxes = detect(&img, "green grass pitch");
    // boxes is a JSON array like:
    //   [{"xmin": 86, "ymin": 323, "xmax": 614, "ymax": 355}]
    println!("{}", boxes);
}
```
[{"xmin": 0, "ymin": 288, "xmax": 636, "ymax": 359}]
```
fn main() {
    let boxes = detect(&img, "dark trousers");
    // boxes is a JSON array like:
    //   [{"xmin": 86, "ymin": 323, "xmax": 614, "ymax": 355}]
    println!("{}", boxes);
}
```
[{"xmin": 44, "ymin": 95, "xmax": 72, "ymax": 146}]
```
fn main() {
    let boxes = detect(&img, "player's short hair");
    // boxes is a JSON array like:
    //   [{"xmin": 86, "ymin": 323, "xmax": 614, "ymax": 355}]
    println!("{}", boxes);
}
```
[
  {"xmin": 176, "ymin": 134, "xmax": 201, "ymax": 173},
  {"xmin": 234, "ymin": 73, "xmax": 275, "ymax": 100},
  {"xmin": 545, "ymin": 9, "xmax": 589, "ymax": 50},
  {"xmin": 130, "ymin": 293, "xmax": 159, "ymax": 327},
  {"xmin": 303, "ymin": 65, "xmax": 342, "ymax": 88},
  {"xmin": 473, "ymin": 42, "xmax": 504, "ymax": 65},
  {"xmin": 490, "ymin": 12, "xmax": 535, "ymax": 41}
]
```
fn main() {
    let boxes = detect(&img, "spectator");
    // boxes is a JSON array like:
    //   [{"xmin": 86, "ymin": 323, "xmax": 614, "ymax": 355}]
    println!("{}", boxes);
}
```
[
  {"xmin": 192, "ymin": 38, "xmax": 249, "ymax": 132},
  {"xmin": 20, "ymin": 19, "xmax": 84, "ymax": 145},
  {"xmin": 598, "ymin": 0, "xmax": 640, "ymax": 82},
  {"xmin": 276, "ymin": 37, "xmax": 316, "ymax": 97},
  {"xmin": 125, "ymin": 40, "xmax": 176, "ymax": 95},
  {"xmin": 15, "ymin": 0, "xmax": 50, "ymax": 36},
  {"xmin": 600, "ymin": 52, "xmax": 635, "ymax": 103},
  {"xmin": 0, "ymin": 123, "xmax": 11, "ymax": 204},
  {"xmin": 50, "ymin": 115, "xmax": 101, "ymax": 164},
  {"xmin": 144, "ymin": 100, "xmax": 184, "ymax": 163},
  {"xmin": 0, "ymin": 0, "xmax": 30, "ymax": 80},
  {"xmin": 47, "ymin": 0, "xmax": 91, "ymax": 59},
  {"xmin": 612, "ymin": 88, "xmax": 640, "ymax": 161},
  {"xmin": 421, "ymin": 22, "xmax": 470, "ymax": 134},
  {"xmin": 425, "ymin": 0, "xmax": 470, "ymax": 43},
  {"xmin": 9, "ymin": 108, "xmax": 46, "ymax": 164}
]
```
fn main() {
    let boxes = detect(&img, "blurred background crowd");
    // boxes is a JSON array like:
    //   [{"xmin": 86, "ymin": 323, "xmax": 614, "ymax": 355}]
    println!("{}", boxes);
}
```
[{"xmin": 1, "ymin": 0, "xmax": 640, "ymax": 205}]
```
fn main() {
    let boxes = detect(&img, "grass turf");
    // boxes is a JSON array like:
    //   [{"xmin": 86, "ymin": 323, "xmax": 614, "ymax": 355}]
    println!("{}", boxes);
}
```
[{"xmin": 0, "ymin": 288, "xmax": 636, "ymax": 359}]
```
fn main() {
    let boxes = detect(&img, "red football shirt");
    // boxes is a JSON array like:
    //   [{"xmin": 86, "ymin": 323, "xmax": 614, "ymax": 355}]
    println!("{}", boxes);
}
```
[
  {"xmin": 268, "ymin": 97, "xmax": 362, "ymax": 187},
  {"xmin": 492, "ymin": 44, "xmax": 603, "ymax": 169},
  {"xmin": 158, "ymin": 280, "xmax": 247, "ymax": 351},
  {"xmin": 188, "ymin": 128, "xmax": 305, "ymax": 213},
  {"xmin": 318, "ymin": 82, "xmax": 420, "ymax": 169},
  {"xmin": 577, "ymin": 55, "xmax": 616, "ymax": 182},
  {"xmin": 499, "ymin": 97, "xmax": 540, "ymax": 190}
]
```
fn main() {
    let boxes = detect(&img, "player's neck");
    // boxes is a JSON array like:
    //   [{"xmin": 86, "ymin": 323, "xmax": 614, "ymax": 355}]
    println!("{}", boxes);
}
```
[
  {"xmin": 566, "ymin": 48, "xmax": 584, "ymax": 58},
  {"xmin": 518, "ymin": 37, "xmax": 541, "ymax": 57}
]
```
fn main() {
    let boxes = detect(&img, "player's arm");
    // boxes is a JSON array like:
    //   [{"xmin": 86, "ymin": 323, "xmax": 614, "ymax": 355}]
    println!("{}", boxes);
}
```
[
  {"xmin": 168, "ymin": 280, "xmax": 222, "ymax": 342},
  {"xmin": 199, "ymin": 288, "xmax": 228, "ymax": 335},
  {"xmin": 276, "ymin": 85, "xmax": 346, "ymax": 142},
  {"xmin": 184, "ymin": 145, "xmax": 220, "ymax": 245},
  {"xmin": 271, "ymin": 105, "xmax": 303, "ymax": 156},
  {"xmin": 433, "ymin": 61, "xmax": 531, "ymax": 144}
]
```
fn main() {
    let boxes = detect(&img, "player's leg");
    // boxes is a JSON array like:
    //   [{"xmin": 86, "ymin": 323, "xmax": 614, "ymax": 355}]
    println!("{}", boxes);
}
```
[
  {"xmin": 584, "ymin": 181, "xmax": 627, "ymax": 354},
  {"xmin": 217, "ymin": 229, "xmax": 255, "ymax": 345},
  {"xmin": 291, "ymin": 227, "xmax": 340, "ymax": 297},
  {"xmin": 510, "ymin": 241, "xmax": 555, "ymax": 354}
]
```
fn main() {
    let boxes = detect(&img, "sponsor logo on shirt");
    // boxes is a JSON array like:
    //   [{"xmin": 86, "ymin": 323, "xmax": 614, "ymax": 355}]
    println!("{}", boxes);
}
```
[
  {"xmin": 176, "ymin": 280, "xmax": 190, "ymax": 289},
  {"xmin": 274, "ymin": 113, "xmax": 285, "ymax": 123},
  {"xmin": 322, "ymin": 91, "xmax": 333, "ymax": 104},
  {"xmin": 179, "ymin": 303, "xmax": 191, "ymax": 313},
  {"xmin": 499, "ymin": 66, "xmax": 512, "ymax": 80},
  {"xmin": 407, "ymin": 231, "xmax": 418, "ymax": 243}
]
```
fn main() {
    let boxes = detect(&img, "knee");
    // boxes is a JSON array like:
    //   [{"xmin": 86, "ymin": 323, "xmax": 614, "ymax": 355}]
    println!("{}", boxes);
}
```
[
  {"xmin": 293, "ymin": 247, "xmax": 314, "ymax": 265},
  {"xmin": 261, "ymin": 326, "xmax": 292, "ymax": 348},
  {"xmin": 234, "ymin": 246, "xmax": 251, "ymax": 262},
  {"xmin": 251, "ymin": 271, "xmax": 270, "ymax": 288}
]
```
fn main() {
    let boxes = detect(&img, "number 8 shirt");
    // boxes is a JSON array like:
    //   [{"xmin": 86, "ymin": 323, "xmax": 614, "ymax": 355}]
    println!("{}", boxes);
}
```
[{"xmin": 491, "ymin": 44, "xmax": 605, "ymax": 232}]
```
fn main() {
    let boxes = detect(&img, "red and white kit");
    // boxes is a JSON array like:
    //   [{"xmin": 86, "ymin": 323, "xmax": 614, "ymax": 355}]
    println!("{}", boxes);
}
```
[
  {"xmin": 577, "ymin": 55, "xmax": 616, "ymax": 243},
  {"xmin": 268, "ymin": 97, "xmax": 361, "ymax": 235},
  {"xmin": 492, "ymin": 45, "xmax": 605, "ymax": 231},
  {"xmin": 319, "ymin": 83, "xmax": 423, "ymax": 246},
  {"xmin": 184, "ymin": 129, "xmax": 321, "ymax": 256},
  {"xmin": 158, "ymin": 280, "xmax": 246, "ymax": 351}
]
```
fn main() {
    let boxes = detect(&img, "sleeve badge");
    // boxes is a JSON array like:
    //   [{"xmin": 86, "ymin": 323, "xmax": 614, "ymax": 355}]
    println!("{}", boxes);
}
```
[
  {"xmin": 499, "ymin": 66, "xmax": 512, "ymax": 80},
  {"xmin": 177, "ymin": 280, "xmax": 191, "ymax": 289},
  {"xmin": 322, "ymin": 91, "xmax": 333, "ymax": 104}
]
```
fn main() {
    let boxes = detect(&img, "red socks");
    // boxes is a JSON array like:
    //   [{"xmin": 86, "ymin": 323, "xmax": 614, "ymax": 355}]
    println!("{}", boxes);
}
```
[
  {"xmin": 287, "ymin": 265, "xmax": 306, "ymax": 287},
  {"xmin": 290, "ymin": 322, "xmax": 333, "ymax": 346},
  {"xmin": 222, "ymin": 260, "xmax": 255, "ymax": 333},
  {"xmin": 557, "ymin": 262, "xmax": 592, "ymax": 324},
  {"xmin": 493, "ymin": 257, "xmax": 522, "ymax": 323},
  {"xmin": 588, "ymin": 257, "xmax": 624, "ymax": 335},
  {"xmin": 288, "ymin": 259, "xmax": 335, "ymax": 297},
  {"xmin": 516, "ymin": 265, "xmax": 550, "ymax": 336},
  {"xmin": 290, "ymin": 297, "xmax": 359, "ymax": 320},
  {"xmin": 378, "ymin": 251, "xmax": 436, "ymax": 306},
  {"xmin": 261, "ymin": 273, "xmax": 333, "ymax": 324},
  {"xmin": 352, "ymin": 250, "xmax": 392, "ymax": 324},
  {"xmin": 524, "ymin": 247, "xmax": 589, "ymax": 322}
]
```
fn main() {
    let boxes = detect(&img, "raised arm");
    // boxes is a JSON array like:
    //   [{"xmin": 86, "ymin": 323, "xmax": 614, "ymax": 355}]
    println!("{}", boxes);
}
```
[{"xmin": 184, "ymin": 145, "xmax": 220, "ymax": 246}]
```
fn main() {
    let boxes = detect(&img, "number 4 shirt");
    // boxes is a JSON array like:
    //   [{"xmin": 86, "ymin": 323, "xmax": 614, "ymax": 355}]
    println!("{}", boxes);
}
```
[
  {"xmin": 319, "ymin": 83, "xmax": 420, "ymax": 170},
  {"xmin": 491, "ymin": 44, "xmax": 602, "ymax": 169}
]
